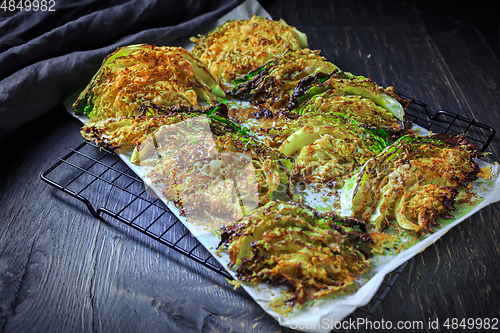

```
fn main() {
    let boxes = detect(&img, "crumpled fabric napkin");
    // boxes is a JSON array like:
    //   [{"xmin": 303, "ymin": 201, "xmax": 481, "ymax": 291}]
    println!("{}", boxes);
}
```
[{"xmin": 0, "ymin": 0, "xmax": 243, "ymax": 140}]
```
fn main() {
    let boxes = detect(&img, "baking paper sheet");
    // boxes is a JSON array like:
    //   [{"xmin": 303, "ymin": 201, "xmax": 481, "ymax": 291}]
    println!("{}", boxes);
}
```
[{"xmin": 64, "ymin": 1, "xmax": 500, "ymax": 331}]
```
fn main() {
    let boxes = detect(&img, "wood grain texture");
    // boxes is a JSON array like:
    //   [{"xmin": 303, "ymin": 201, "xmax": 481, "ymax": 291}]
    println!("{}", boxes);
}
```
[{"xmin": 1, "ymin": 1, "xmax": 499, "ymax": 332}]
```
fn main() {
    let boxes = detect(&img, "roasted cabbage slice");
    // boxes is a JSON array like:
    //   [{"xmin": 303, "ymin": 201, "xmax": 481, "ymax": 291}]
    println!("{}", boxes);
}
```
[
  {"xmin": 275, "ymin": 112, "xmax": 391, "ymax": 183},
  {"xmin": 219, "ymin": 200, "xmax": 372, "ymax": 304},
  {"xmin": 80, "ymin": 104, "xmax": 228, "ymax": 149},
  {"xmin": 341, "ymin": 133, "xmax": 480, "ymax": 232},
  {"xmin": 294, "ymin": 93, "xmax": 403, "ymax": 133},
  {"xmin": 73, "ymin": 44, "xmax": 225, "ymax": 122},
  {"xmin": 288, "ymin": 70, "xmax": 409, "ymax": 120},
  {"xmin": 135, "ymin": 115, "xmax": 296, "ymax": 226},
  {"xmin": 232, "ymin": 48, "xmax": 338, "ymax": 110},
  {"xmin": 190, "ymin": 15, "xmax": 308, "ymax": 91},
  {"xmin": 142, "ymin": 117, "xmax": 246, "ymax": 225}
]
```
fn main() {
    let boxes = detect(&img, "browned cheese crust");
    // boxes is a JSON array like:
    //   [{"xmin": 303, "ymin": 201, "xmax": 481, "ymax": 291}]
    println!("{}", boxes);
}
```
[{"xmin": 190, "ymin": 15, "xmax": 308, "ymax": 91}]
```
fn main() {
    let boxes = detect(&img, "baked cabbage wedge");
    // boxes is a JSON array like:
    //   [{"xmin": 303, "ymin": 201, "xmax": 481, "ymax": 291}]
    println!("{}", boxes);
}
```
[
  {"xmin": 218, "ymin": 200, "xmax": 373, "ymax": 304},
  {"xmin": 132, "ymin": 111, "xmax": 297, "ymax": 226},
  {"xmin": 73, "ymin": 44, "xmax": 225, "ymax": 123},
  {"xmin": 340, "ymin": 133, "xmax": 481, "ymax": 233},
  {"xmin": 80, "ymin": 104, "xmax": 227, "ymax": 149},
  {"xmin": 294, "ymin": 92, "xmax": 403, "ymax": 133},
  {"xmin": 274, "ymin": 111, "xmax": 393, "ymax": 183},
  {"xmin": 288, "ymin": 69, "xmax": 409, "ymax": 121},
  {"xmin": 232, "ymin": 48, "xmax": 338, "ymax": 110},
  {"xmin": 190, "ymin": 15, "xmax": 308, "ymax": 91}
]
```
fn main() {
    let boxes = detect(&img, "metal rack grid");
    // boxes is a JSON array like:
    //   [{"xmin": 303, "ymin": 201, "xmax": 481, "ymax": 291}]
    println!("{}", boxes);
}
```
[
  {"xmin": 41, "ymin": 140, "xmax": 232, "ymax": 279},
  {"xmin": 400, "ymin": 94, "xmax": 495, "ymax": 153},
  {"xmin": 40, "ymin": 98, "xmax": 495, "ymax": 333}
]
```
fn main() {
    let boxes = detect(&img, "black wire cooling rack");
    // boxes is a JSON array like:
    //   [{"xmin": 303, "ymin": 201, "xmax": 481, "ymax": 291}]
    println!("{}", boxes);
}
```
[
  {"xmin": 40, "ymin": 97, "xmax": 495, "ymax": 333},
  {"xmin": 399, "ymin": 94, "xmax": 495, "ymax": 153}
]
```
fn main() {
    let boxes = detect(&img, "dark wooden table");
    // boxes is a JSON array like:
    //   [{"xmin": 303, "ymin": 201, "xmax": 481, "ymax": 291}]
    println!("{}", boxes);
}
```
[{"xmin": 1, "ymin": 1, "xmax": 499, "ymax": 332}]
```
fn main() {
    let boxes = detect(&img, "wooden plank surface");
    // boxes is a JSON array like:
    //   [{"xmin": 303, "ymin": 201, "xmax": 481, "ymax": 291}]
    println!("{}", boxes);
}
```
[{"xmin": 1, "ymin": 1, "xmax": 499, "ymax": 332}]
